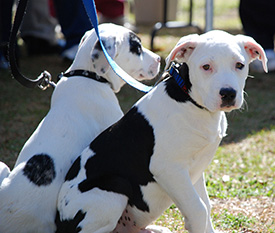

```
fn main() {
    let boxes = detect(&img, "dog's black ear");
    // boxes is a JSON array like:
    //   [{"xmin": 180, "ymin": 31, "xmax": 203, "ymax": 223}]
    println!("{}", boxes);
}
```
[{"xmin": 91, "ymin": 36, "xmax": 117, "ymax": 75}]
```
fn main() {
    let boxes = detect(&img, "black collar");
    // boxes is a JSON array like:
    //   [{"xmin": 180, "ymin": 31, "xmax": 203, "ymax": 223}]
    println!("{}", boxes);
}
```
[
  {"xmin": 168, "ymin": 63, "xmax": 206, "ymax": 110},
  {"xmin": 58, "ymin": 70, "xmax": 109, "ymax": 84}
]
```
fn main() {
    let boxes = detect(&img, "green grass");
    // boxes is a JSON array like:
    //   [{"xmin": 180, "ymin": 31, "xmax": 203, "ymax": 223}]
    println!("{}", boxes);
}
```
[
  {"xmin": 207, "ymin": 128, "xmax": 275, "ymax": 199},
  {"xmin": 213, "ymin": 209, "xmax": 256, "ymax": 232},
  {"xmin": 1, "ymin": 1, "xmax": 275, "ymax": 232}
]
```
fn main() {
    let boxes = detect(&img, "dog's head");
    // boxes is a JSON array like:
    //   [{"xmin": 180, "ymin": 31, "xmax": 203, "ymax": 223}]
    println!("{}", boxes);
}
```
[
  {"xmin": 72, "ymin": 23, "xmax": 160, "ymax": 92},
  {"xmin": 165, "ymin": 30, "xmax": 267, "ymax": 112}
]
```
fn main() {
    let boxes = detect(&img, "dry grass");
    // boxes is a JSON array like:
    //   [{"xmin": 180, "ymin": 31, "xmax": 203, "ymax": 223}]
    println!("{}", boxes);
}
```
[
  {"xmin": 212, "ymin": 197, "xmax": 275, "ymax": 233},
  {"xmin": 153, "ymin": 196, "xmax": 275, "ymax": 233}
]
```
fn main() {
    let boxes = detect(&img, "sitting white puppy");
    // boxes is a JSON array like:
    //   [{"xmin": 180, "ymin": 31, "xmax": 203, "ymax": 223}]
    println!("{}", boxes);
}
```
[
  {"xmin": 56, "ymin": 30, "xmax": 267, "ymax": 233},
  {"xmin": 0, "ymin": 23, "xmax": 160, "ymax": 233}
]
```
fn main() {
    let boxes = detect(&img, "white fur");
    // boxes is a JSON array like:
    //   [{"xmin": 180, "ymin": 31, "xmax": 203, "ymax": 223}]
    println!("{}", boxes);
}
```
[
  {"xmin": 57, "ymin": 30, "xmax": 266, "ymax": 233},
  {"xmin": 0, "ymin": 162, "xmax": 10, "ymax": 184},
  {"xmin": 0, "ymin": 23, "xmax": 160, "ymax": 233}
]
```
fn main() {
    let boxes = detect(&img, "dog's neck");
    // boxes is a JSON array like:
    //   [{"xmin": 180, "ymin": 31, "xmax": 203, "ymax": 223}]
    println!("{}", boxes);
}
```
[
  {"xmin": 166, "ymin": 63, "xmax": 206, "ymax": 111},
  {"xmin": 63, "ymin": 64, "xmax": 125, "ymax": 93},
  {"xmin": 58, "ymin": 70, "xmax": 109, "ymax": 84}
]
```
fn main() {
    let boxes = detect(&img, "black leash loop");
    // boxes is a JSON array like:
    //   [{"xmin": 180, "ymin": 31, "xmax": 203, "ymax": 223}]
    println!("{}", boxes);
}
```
[{"xmin": 8, "ymin": 0, "xmax": 54, "ymax": 90}]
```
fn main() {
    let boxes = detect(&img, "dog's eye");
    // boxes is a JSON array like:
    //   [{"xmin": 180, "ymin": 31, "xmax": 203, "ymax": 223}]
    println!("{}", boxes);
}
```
[
  {"xmin": 236, "ymin": 62, "xmax": 245, "ymax": 70},
  {"xmin": 202, "ymin": 64, "xmax": 210, "ymax": 71}
]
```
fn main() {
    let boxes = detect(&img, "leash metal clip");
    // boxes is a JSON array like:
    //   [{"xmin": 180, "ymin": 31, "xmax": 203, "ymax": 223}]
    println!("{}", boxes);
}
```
[{"xmin": 37, "ymin": 70, "xmax": 56, "ymax": 90}]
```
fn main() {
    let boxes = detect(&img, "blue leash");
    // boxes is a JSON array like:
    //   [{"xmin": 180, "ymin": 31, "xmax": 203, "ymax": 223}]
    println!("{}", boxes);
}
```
[{"xmin": 82, "ymin": 0, "xmax": 153, "ymax": 93}]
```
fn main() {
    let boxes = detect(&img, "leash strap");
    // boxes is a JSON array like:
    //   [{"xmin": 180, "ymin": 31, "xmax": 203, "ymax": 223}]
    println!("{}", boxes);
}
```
[
  {"xmin": 9, "ymin": 0, "xmax": 53, "ymax": 90},
  {"xmin": 82, "ymin": 0, "xmax": 153, "ymax": 93},
  {"xmin": 9, "ymin": 0, "xmax": 153, "ymax": 92}
]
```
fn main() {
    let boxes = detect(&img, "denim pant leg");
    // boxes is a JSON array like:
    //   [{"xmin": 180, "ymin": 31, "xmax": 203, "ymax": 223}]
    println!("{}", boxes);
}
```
[
  {"xmin": 54, "ymin": 0, "xmax": 92, "ymax": 49},
  {"xmin": 20, "ymin": 0, "xmax": 57, "ymax": 43},
  {"xmin": 239, "ymin": 0, "xmax": 275, "ymax": 50},
  {"xmin": 0, "ymin": 0, "xmax": 14, "ymax": 51}
]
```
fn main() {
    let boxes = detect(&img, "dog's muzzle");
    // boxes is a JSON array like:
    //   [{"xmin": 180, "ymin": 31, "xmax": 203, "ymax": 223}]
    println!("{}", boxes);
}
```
[{"xmin": 219, "ymin": 88, "xmax": 236, "ymax": 107}]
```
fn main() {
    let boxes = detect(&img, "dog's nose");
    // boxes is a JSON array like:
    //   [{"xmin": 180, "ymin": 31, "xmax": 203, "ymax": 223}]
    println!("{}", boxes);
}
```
[{"xmin": 219, "ymin": 88, "xmax": 236, "ymax": 106}]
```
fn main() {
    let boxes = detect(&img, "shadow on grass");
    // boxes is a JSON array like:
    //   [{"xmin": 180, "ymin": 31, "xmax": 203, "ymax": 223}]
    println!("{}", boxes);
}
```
[{"xmin": 222, "ymin": 72, "xmax": 275, "ymax": 144}]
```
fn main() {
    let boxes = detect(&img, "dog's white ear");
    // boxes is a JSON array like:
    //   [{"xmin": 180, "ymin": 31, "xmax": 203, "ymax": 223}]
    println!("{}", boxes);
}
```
[
  {"xmin": 79, "ymin": 30, "xmax": 91, "ymax": 46},
  {"xmin": 0, "ymin": 161, "xmax": 10, "ymax": 184},
  {"xmin": 165, "ymin": 34, "xmax": 199, "ymax": 70},
  {"xmin": 236, "ymin": 35, "xmax": 268, "ymax": 73},
  {"xmin": 91, "ymin": 36, "xmax": 117, "ymax": 75}
]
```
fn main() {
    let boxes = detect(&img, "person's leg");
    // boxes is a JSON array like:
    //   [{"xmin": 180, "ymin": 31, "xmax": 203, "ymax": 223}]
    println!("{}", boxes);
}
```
[
  {"xmin": 21, "ymin": 0, "xmax": 58, "ymax": 44},
  {"xmin": 240, "ymin": 0, "xmax": 275, "ymax": 72},
  {"xmin": 20, "ymin": 0, "xmax": 61, "ymax": 55},
  {"xmin": 54, "ymin": 0, "xmax": 92, "ymax": 60},
  {"xmin": 0, "ymin": 0, "xmax": 14, "ymax": 69},
  {"xmin": 240, "ymin": 0, "xmax": 275, "ymax": 50}
]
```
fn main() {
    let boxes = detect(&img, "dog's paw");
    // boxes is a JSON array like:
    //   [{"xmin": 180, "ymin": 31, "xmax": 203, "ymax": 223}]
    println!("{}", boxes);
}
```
[
  {"xmin": 145, "ymin": 225, "xmax": 172, "ymax": 233},
  {"xmin": 0, "ymin": 161, "xmax": 10, "ymax": 184}
]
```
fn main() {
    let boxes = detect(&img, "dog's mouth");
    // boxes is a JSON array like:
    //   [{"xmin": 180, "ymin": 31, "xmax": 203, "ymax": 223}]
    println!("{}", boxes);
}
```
[
  {"xmin": 136, "ymin": 70, "xmax": 155, "ymax": 81},
  {"xmin": 220, "ymin": 103, "xmax": 238, "ymax": 112},
  {"xmin": 220, "ymin": 101, "xmax": 236, "ymax": 108}
]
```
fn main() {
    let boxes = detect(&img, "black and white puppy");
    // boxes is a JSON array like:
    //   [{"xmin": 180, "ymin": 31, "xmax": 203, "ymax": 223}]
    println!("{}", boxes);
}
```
[
  {"xmin": 0, "ymin": 24, "xmax": 160, "ymax": 233},
  {"xmin": 56, "ymin": 31, "xmax": 267, "ymax": 233}
]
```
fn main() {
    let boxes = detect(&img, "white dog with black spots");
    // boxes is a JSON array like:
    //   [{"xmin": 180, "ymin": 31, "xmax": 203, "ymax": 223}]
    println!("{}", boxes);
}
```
[
  {"xmin": 56, "ymin": 30, "xmax": 267, "ymax": 233},
  {"xmin": 0, "ymin": 23, "xmax": 160, "ymax": 233}
]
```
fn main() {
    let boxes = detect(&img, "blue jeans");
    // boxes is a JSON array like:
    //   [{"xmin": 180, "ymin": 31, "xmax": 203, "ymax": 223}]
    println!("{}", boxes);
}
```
[
  {"xmin": 239, "ymin": 0, "xmax": 275, "ymax": 50},
  {"xmin": 54, "ymin": 0, "xmax": 92, "ymax": 50}
]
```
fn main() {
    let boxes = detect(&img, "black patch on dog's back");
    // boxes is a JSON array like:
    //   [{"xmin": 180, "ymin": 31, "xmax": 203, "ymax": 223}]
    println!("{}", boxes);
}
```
[
  {"xmin": 78, "ymin": 107, "xmax": 155, "ymax": 212},
  {"xmin": 65, "ymin": 156, "xmax": 81, "ymax": 181},
  {"xmin": 55, "ymin": 210, "xmax": 86, "ymax": 233},
  {"xmin": 165, "ymin": 63, "xmax": 192, "ymax": 102},
  {"xmin": 23, "ymin": 154, "xmax": 56, "ymax": 186},
  {"xmin": 129, "ymin": 32, "xmax": 142, "ymax": 56}
]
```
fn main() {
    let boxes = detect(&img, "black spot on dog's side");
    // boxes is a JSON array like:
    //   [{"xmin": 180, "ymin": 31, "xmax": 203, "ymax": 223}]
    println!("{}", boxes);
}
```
[
  {"xmin": 78, "ymin": 107, "xmax": 155, "ymax": 212},
  {"xmin": 55, "ymin": 210, "xmax": 86, "ymax": 233},
  {"xmin": 92, "ymin": 53, "xmax": 99, "ymax": 60},
  {"xmin": 165, "ymin": 63, "xmax": 192, "ymax": 103},
  {"xmin": 129, "ymin": 32, "xmax": 142, "ymax": 56},
  {"xmin": 65, "ymin": 156, "xmax": 81, "ymax": 181},
  {"xmin": 23, "ymin": 154, "xmax": 56, "ymax": 186}
]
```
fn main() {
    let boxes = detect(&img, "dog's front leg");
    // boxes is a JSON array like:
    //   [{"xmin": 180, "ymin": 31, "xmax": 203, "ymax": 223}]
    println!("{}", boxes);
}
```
[
  {"xmin": 153, "ymin": 166, "xmax": 208, "ymax": 233},
  {"xmin": 194, "ymin": 173, "xmax": 215, "ymax": 233}
]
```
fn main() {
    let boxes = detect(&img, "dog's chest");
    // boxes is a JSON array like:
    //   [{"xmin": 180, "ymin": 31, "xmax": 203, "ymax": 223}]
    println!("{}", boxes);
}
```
[{"xmin": 148, "ymin": 106, "xmax": 226, "ymax": 183}]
